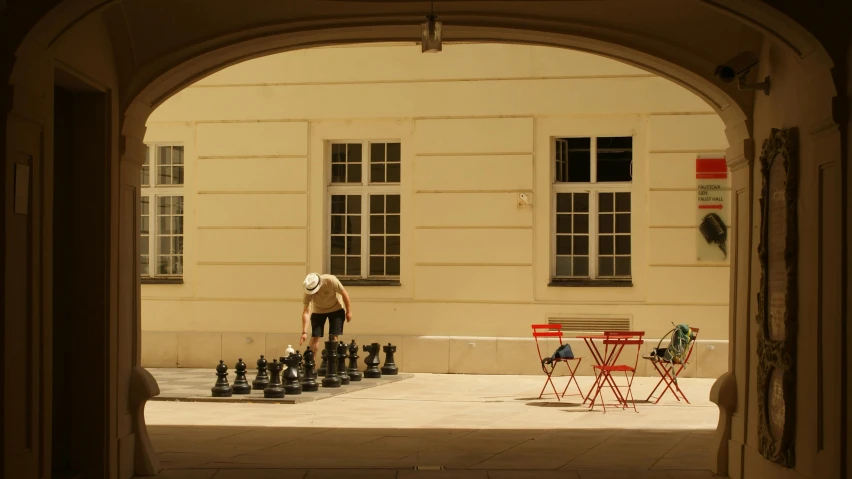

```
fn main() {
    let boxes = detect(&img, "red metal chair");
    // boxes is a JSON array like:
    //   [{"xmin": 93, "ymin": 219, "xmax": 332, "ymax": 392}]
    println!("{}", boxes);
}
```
[
  {"xmin": 644, "ymin": 327, "xmax": 699, "ymax": 404},
  {"xmin": 588, "ymin": 331, "xmax": 644, "ymax": 413},
  {"xmin": 531, "ymin": 324, "xmax": 583, "ymax": 401}
]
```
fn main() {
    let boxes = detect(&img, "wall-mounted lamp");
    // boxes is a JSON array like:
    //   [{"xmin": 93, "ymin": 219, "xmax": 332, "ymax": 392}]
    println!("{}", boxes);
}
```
[{"xmin": 421, "ymin": 1, "xmax": 442, "ymax": 53}]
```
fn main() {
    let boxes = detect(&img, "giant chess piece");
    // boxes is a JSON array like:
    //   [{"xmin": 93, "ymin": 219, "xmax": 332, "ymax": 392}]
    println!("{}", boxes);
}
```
[
  {"xmin": 318, "ymin": 349, "xmax": 328, "ymax": 377},
  {"xmin": 363, "ymin": 342, "xmax": 382, "ymax": 379},
  {"xmin": 381, "ymin": 343, "xmax": 399, "ymax": 375},
  {"xmin": 285, "ymin": 344, "xmax": 295, "ymax": 356},
  {"xmin": 336, "ymin": 341, "xmax": 350, "ymax": 385},
  {"xmin": 283, "ymin": 353, "xmax": 302, "ymax": 395},
  {"xmin": 300, "ymin": 347, "xmax": 319, "ymax": 392},
  {"xmin": 346, "ymin": 339, "xmax": 363, "ymax": 381},
  {"xmin": 321, "ymin": 336, "xmax": 341, "ymax": 388},
  {"xmin": 211, "ymin": 360, "xmax": 233, "ymax": 397},
  {"xmin": 263, "ymin": 359, "xmax": 285, "ymax": 398},
  {"xmin": 232, "ymin": 357, "xmax": 252, "ymax": 394},
  {"xmin": 252, "ymin": 355, "xmax": 269, "ymax": 390},
  {"xmin": 292, "ymin": 349, "xmax": 303, "ymax": 381}
]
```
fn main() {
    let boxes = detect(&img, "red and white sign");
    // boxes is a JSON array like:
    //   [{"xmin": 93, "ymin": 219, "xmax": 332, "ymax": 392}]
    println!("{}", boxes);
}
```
[{"xmin": 696, "ymin": 158, "xmax": 729, "ymax": 262}]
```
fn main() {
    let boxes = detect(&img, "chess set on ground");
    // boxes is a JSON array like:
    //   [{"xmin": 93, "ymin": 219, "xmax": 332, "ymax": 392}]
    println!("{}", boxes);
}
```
[{"xmin": 211, "ymin": 336, "xmax": 399, "ymax": 399}]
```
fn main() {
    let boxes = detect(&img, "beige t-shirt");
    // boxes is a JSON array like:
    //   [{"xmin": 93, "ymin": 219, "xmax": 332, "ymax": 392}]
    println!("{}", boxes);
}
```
[{"xmin": 303, "ymin": 274, "xmax": 345, "ymax": 314}]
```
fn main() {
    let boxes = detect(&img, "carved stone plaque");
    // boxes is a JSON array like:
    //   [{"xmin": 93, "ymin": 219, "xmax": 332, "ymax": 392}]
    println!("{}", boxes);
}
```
[{"xmin": 755, "ymin": 128, "xmax": 797, "ymax": 468}]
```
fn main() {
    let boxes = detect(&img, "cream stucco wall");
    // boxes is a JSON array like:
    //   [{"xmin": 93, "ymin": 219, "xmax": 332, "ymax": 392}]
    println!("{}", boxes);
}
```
[{"xmin": 141, "ymin": 43, "xmax": 730, "ymax": 376}]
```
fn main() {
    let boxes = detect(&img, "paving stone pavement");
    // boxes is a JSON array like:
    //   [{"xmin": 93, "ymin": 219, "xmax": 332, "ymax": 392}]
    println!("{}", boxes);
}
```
[{"xmin": 143, "ymin": 374, "xmax": 724, "ymax": 479}]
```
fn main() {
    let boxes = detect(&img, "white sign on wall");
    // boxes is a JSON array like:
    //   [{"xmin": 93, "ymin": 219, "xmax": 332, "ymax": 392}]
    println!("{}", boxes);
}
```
[{"xmin": 696, "ymin": 157, "xmax": 729, "ymax": 262}]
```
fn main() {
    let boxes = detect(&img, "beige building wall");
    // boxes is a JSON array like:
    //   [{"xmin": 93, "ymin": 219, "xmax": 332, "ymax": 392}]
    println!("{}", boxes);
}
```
[{"xmin": 141, "ymin": 43, "xmax": 730, "ymax": 376}]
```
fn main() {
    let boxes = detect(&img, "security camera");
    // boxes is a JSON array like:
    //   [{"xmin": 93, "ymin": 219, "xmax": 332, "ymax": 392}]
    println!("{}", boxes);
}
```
[{"xmin": 714, "ymin": 51, "xmax": 770, "ymax": 95}]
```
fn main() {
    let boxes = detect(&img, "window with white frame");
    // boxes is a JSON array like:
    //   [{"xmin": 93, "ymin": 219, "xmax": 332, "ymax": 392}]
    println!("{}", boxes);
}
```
[
  {"xmin": 328, "ymin": 141, "xmax": 401, "ymax": 280},
  {"xmin": 553, "ymin": 136, "xmax": 632, "ymax": 281},
  {"xmin": 141, "ymin": 144, "xmax": 185, "ymax": 278}
]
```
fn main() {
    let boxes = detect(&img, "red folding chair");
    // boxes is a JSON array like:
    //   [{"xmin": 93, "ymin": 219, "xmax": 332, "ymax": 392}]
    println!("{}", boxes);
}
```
[
  {"xmin": 532, "ymin": 324, "xmax": 583, "ymax": 401},
  {"xmin": 644, "ymin": 327, "xmax": 699, "ymax": 404},
  {"xmin": 588, "ymin": 331, "xmax": 644, "ymax": 413}
]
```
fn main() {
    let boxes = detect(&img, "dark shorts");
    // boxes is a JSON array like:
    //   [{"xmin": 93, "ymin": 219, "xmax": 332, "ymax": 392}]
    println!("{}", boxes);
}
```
[{"xmin": 310, "ymin": 308, "xmax": 345, "ymax": 338}]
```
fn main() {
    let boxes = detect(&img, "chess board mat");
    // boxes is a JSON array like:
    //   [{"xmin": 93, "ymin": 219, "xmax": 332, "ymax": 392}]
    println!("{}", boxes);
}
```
[{"xmin": 149, "ymin": 368, "xmax": 413, "ymax": 404}]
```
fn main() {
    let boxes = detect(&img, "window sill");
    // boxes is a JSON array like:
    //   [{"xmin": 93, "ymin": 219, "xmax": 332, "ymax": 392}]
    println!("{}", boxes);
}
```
[
  {"xmin": 548, "ymin": 279, "xmax": 633, "ymax": 287},
  {"xmin": 141, "ymin": 277, "xmax": 184, "ymax": 285},
  {"xmin": 340, "ymin": 279, "xmax": 401, "ymax": 287}
]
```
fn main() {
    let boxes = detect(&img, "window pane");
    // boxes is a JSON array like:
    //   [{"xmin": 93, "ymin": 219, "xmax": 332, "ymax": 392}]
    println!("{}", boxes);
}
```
[
  {"xmin": 615, "ymin": 257, "xmax": 631, "ymax": 276},
  {"xmin": 370, "ymin": 215, "xmax": 384, "ymax": 234},
  {"xmin": 567, "ymin": 138, "xmax": 591, "ymax": 149},
  {"xmin": 386, "ymin": 256, "xmax": 400, "ymax": 276},
  {"xmin": 573, "ymin": 257, "xmax": 589, "ymax": 277},
  {"xmin": 331, "ymin": 216, "xmax": 344, "ymax": 234},
  {"xmin": 141, "ymin": 217, "xmax": 149, "ymax": 235},
  {"xmin": 346, "ymin": 256, "xmax": 361, "ymax": 276},
  {"xmin": 386, "ymin": 215, "xmax": 400, "ymax": 235},
  {"xmin": 173, "ymin": 197, "xmax": 184, "ymax": 215},
  {"xmin": 371, "ymin": 164, "xmax": 385, "ymax": 183},
  {"xmin": 574, "ymin": 193, "xmax": 589, "ymax": 212},
  {"xmin": 347, "ymin": 195, "xmax": 361, "ymax": 214},
  {"xmin": 387, "ymin": 143, "xmax": 401, "ymax": 162},
  {"xmin": 332, "ymin": 144, "xmax": 346, "ymax": 163},
  {"xmin": 616, "ymin": 236, "xmax": 631, "ymax": 254},
  {"xmin": 141, "ymin": 197, "xmax": 149, "ymax": 214},
  {"xmin": 599, "ymin": 236, "xmax": 614, "ymax": 255},
  {"xmin": 159, "ymin": 217, "xmax": 172, "ymax": 234},
  {"xmin": 347, "ymin": 164, "xmax": 362, "ymax": 183},
  {"xmin": 347, "ymin": 144, "xmax": 362, "ymax": 163},
  {"xmin": 346, "ymin": 216, "xmax": 361, "ymax": 235},
  {"xmin": 141, "ymin": 256, "xmax": 149, "ymax": 276},
  {"xmin": 574, "ymin": 214, "xmax": 589, "ymax": 234},
  {"xmin": 331, "ymin": 165, "xmax": 346, "ymax": 183},
  {"xmin": 574, "ymin": 236, "xmax": 589, "ymax": 255},
  {"xmin": 175, "ymin": 166, "xmax": 185, "ymax": 185},
  {"xmin": 172, "ymin": 237, "xmax": 183, "ymax": 255},
  {"xmin": 330, "ymin": 256, "xmax": 345, "ymax": 275},
  {"xmin": 158, "ymin": 146, "xmax": 171, "ymax": 165},
  {"xmin": 596, "ymin": 137, "xmax": 632, "ymax": 183},
  {"xmin": 556, "ymin": 236, "xmax": 571, "ymax": 255},
  {"xmin": 386, "ymin": 195, "xmax": 400, "ymax": 214},
  {"xmin": 346, "ymin": 236, "xmax": 360, "ymax": 255},
  {"xmin": 615, "ymin": 214, "xmax": 631, "ymax": 233},
  {"xmin": 556, "ymin": 214, "xmax": 572, "ymax": 234},
  {"xmin": 157, "ymin": 257, "xmax": 170, "ymax": 275},
  {"xmin": 141, "ymin": 168, "xmax": 149, "ymax": 186},
  {"xmin": 172, "ymin": 216, "xmax": 183, "ymax": 235},
  {"xmin": 370, "ymin": 236, "xmax": 384, "ymax": 255},
  {"xmin": 158, "ymin": 166, "xmax": 173, "ymax": 185},
  {"xmin": 172, "ymin": 146, "xmax": 184, "ymax": 164},
  {"xmin": 369, "ymin": 257, "xmax": 384, "ymax": 276},
  {"xmin": 370, "ymin": 195, "xmax": 384, "ymax": 214},
  {"xmin": 386, "ymin": 236, "xmax": 400, "ymax": 255},
  {"xmin": 331, "ymin": 196, "xmax": 346, "ymax": 214},
  {"xmin": 598, "ymin": 257, "xmax": 614, "ymax": 277},
  {"xmin": 555, "ymin": 256, "xmax": 572, "ymax": 276},
  {"xmin": 599, "ymin": 214, "xmax": 614, "ymax": 234},
  {"xmin": 331, "ymin": 237, "xmax": 345, "ymax": 255},
  {"xmin": 599, "ymin": 193, "xmax": 614, "ymax": 213},
  {"xmin": 371, "ymin": 143, "xmax": 385, "ymax": 162},
  {"xmin": 615, "ymin": 192, "xmax": 631, "ymax": 212},
  {"xmin": 386, "ymin": 163, "xmax": 401, "ymax": 183},
  {"xmin": 556, "ymin": 193, "xmax": 572, "ymax": 213},
  {"xmin": 140, "ymin": 240, "xmax": 149, "ymax": 255},
  {"xmin": 159, "ymin": 237, "xmax": 172, "ymax": 255}
]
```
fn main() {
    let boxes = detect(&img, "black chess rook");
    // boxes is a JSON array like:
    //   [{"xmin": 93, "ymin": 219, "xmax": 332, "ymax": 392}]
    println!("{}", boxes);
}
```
[
  {"xmin": 252, "ymin": 355, "xmax": 269, "ymax": 390},
  {"xmin": 363, "ymin": 342, "xmax": 382, "ymax": 379},
  {"xmin": 321, "ymin": 336, "xmax": 342, "ymax": 388},
  {"xmin": 211, "ymin": 360, "xmax": 233, "ymax": 397},
  {"xmin": 283, "ymin": 353, "xmax": 302, "ymax": 395},
  {"xmin": 300, "ymin": 346, "xmax": 319, "ymax": 392},
  {"xmin": 346, "ymin": 339, "xmax": 362, "ymax": 381},
  {"xmin": 336, "ymin": 341, "xmax": 350, "ymax": 385},
  {"xmin": 232, "ymin": 357, "xmax": 251, "ymax": 394},
  {"xmin": 381, "ymin": 343, "xmax": 399, "ymax": 375},
  {"xmin": 263, "ymin": 359, "xmax": 286, "ymax": 398}
]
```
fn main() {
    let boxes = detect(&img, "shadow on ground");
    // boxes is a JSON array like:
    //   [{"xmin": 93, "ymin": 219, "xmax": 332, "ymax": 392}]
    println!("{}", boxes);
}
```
[{"xmin": 149, "ymin": 426, "xmax": 718, "ymax": 479}]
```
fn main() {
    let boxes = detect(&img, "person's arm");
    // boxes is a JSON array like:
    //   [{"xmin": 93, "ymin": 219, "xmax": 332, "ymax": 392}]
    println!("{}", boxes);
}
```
[
  {"xmin": 340, "ymin": 288, "xmax": 353, "ymax": 322},
  {"xmin": 300, "ymin": 304, "xmax": 310, "ymax": 345}
]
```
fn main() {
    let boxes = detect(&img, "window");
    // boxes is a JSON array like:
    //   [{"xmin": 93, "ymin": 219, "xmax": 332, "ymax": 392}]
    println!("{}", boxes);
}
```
[
  {"xmin": 328, "ymin": 141, "xmax": 401, "ymax": 282},
  {"xmin": 141, "ymin": 144, "xmax": 185, "ymax": 279},
  {"xmin": 553, "ymin": 136, "xmax": 632, "ymax": 282}
]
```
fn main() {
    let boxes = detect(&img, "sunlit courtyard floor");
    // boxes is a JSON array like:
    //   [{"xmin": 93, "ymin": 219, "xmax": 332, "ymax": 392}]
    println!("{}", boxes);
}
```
[{"xmin": 145, "ymin": 373, "xmax": 722, "ymax": 479}]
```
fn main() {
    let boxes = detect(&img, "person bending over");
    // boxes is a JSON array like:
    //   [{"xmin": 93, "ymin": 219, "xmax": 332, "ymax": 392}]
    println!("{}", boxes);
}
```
[{"xmin": 299, "ymin": 273, "xmax": 352, "ymax": 356}]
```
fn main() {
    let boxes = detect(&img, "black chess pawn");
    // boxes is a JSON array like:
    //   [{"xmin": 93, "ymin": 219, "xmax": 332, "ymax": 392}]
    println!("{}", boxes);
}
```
[
  {"xmin": 252, "ymin": 355, "xmax": 269, "ymax": 390},
  {"xmin": 321, "ymin": 336, "xmax": 341, "ymax": 388},
  {"xmin": 211, "ymin": 360, "xmax": 233, "ymax": 397},
  {"xmin": 263, "ymin": 359, "xmax": 285, "ymax": 398},
  {"xmin": 382, "ymin": 343, "xmax": 399, "ymax": 375},
  {"xmin": 283, "ymin": 353, "xmax": 302, "ymax": 395},
  {"xmin": 336, "ymin": 341, "xmax": 350, "ymax": 385},
  {"xmin": 363, "ymin": 342, "xmax": 382, "ymax": 379},
  {"xmin": 232, "ymin": 358, "xmax": 251, "ymax": 394},
  {"xmin": 300, "ymin": 347, "xmax": 319, "ymax": 392},
  {"xmin": 347, "ymin": 339, "xmax": 363, "ymax": 381},
  {"xmin": 292, "ymin": 349, "xmax": 303, "ymax": 381},
  {"xmin": 318, "ymin": 349, "xmax": 328, "ymax": 377}
]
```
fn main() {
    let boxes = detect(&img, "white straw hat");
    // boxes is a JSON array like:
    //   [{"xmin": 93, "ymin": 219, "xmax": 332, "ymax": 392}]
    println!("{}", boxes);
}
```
[{"xmin": 303, "ymin": 273, "xmax": 321, "ymax": 295}]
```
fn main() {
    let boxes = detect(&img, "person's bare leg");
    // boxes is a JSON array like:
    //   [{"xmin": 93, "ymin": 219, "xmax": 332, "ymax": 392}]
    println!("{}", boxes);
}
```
[{"xmin": 310, "ymin": 336, "xmax": 320, "ymax": 357}]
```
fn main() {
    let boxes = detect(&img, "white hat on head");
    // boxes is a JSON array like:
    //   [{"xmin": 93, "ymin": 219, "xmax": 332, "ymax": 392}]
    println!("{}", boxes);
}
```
[{"xmin": 303, "ymin": 273, "xmax": 321, "ymax": 295}]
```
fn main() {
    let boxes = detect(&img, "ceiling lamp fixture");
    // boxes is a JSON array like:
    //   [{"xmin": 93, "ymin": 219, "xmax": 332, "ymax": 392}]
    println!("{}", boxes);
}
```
[{"xmin": 421, "ymin": 1, "xmax": 442, "ymax": 53}]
